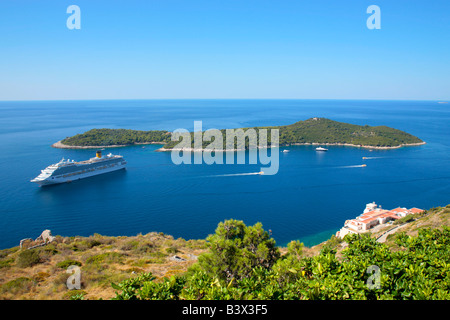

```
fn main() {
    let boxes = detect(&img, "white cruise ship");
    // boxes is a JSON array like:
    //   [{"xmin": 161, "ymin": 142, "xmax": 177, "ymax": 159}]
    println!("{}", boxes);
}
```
[{"xmin": 31, "ymin": 150, "xmax": 126, "ymax": 186}]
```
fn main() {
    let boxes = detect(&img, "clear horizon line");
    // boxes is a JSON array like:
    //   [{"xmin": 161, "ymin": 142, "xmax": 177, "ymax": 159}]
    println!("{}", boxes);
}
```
[{"xmin": 0, "ymin": 97, "xmax": 448, "ymax": 102}]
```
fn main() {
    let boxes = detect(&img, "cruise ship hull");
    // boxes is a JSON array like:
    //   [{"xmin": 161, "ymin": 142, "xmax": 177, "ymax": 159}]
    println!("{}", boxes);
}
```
[
  {"xmin": 31, "ymin": 151, "xmax": 127, "ymax": 186},
  {"xmin": 32, "ymin": 163, "xmax": 126, "ymax": 186}
]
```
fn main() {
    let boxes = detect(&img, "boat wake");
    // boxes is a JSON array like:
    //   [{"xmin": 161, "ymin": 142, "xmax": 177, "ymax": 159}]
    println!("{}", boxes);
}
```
[
  {"xmin": 337, "ymin": 164, "xmax": 367, "ymax": 168},
  {"xmin": 362, "ymin": 157, "xmax": 384, "ymax": 160},
  {"xmin": 209, "ymin": 172, "xmax": 264, "ymax": 177}
]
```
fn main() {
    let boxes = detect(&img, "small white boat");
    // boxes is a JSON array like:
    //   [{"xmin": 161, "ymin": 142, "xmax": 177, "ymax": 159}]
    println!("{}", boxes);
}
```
[
  {"xmin": 315, "ymin": 147, "xmax": 328, "ymax": 151},
  {"xmin": 282, "ymin": 149, "xmax": 289, "ymax": 153}
]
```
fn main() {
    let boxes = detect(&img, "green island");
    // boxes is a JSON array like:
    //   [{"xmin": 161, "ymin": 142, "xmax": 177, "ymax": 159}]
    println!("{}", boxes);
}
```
[
  {"xmin": 1, "ymin": 204, "xmax": 449, "ymax": 300},
  {"xmin": 54, "ymin": 129, "xmax": 172, "ymax": 148},
  {"xmin": 53, "ymin": 118, "xmax": 424, "ymax": 150}
]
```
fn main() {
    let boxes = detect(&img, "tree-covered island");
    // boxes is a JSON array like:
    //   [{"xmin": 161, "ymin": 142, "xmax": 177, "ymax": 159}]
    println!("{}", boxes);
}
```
[{"xmin": 54, "ymin": 118, "xmax": 424, "ymax": 150}]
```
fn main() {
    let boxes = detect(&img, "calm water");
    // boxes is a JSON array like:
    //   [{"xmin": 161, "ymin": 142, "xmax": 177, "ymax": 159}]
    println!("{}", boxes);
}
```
[{"xmin": 0, "ymin": 100, "xmax": 449, "ymax": 249}]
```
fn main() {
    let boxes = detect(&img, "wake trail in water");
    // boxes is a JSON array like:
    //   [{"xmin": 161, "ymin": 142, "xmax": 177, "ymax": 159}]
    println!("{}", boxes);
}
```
[
  {"xmin": 207, "ymin": 172, "xmax": 263, "ymax": 177},
  {"xmin": 362, "ymin": 157, "xmax": 384, "ymax": 160},
  {"xmin": 336, "ymin": 164, "xmax": 367, "ymax": 168}
]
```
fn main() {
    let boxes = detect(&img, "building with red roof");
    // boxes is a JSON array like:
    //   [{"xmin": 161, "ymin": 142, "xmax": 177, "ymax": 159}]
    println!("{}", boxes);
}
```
[{"xmin": 336, "ymin": 203, "xmax": 424, "ymax": 239}]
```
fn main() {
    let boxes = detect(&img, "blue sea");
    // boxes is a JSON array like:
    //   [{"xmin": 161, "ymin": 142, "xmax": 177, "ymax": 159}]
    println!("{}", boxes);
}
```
[{"xmin": 0, "ymin": 100, "xmax": 449, "ymax": 249}]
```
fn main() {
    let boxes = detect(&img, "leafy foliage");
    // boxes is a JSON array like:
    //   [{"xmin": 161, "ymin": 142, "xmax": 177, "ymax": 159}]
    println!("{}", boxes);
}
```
[
  {"xmin": 111, "ymin": 221, "xmax": 450, "ymax": 300},
  {"xmin": 195, "ymin": 219, "xmax": 280, "ymax": 282},
  {"xmin": 111, "ymin": 272, "xmax": 157, "ymax": 300}
]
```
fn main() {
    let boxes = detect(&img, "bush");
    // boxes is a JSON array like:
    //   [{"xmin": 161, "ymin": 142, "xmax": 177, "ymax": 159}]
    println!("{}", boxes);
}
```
[
  {"xmin": 56, "ymin": 259, "xmax": 82, "ymax": 269},
  {"xmin": 196, "ymin": 219, "xmax": 280, "ymax": 282},
  {"xmin": 111, "ymin": 223, "xmax": 450, "ymax": 300},
  {"xmin": 16, "ymin": 249, "xmax": 41, "ymax": 268},
  {"xmin": 286, "ymin": 240, "xmax": 304, "ymax": 259},
  {"xmin": 86, "ymin": 252, "xmax": 123, "ymax": 265},
  {"xmin": 165, "ymin": 246, "xmax": 178, "ymax": 254},
  {"xmin": 0, "ymin": 277, "xmax": 36, "ymax": 295},
  {"xmin": 120, "ymin": 240, "xmax": 139, "ymax": 251},
  {"xmin": 134, "ymin": 241, "xmax": 154, "ymax": 254},
  {"xmin": 0, "ymin": 247, "xmax": 19, "ymax": 259},
  {"xmin": 32, "ymin": 272, "xmax": 50, "ymax": 283},
  {"xmin": 0, "ymin": 258, "xmax": 14, "ymax": 269},
  {"xmin": 71, "ymin": 238, "xmax": 103, "ymax": 251},
  {"xmin": 111, "ymin": 273, "xmax": 157, "ymax": 300},
  {"xmin": 393, "ymin": 215, "xmax": 415, "ymax": 225}
]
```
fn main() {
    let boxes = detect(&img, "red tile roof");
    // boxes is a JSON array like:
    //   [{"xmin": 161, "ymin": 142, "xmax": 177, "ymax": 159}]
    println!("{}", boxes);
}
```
[
  {"xmin": 344, "ymin": 205, "xmax": 423, "ymax": 229},
  {"xmin": 389, "ymin": 207, "xmax": 407, "ymax": 213}
]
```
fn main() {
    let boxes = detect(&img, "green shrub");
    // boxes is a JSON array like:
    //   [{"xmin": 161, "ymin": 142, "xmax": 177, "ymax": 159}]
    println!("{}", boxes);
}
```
[
  {"xmin": 111, "ymin": 222, "xmax": 450, "ymax": 300},
  {"xmin": 56, "ymin": 259, "xmax": 82, "ymax": 269},
  {"xmin": 84, "ymin": 238, "xmax": 102, "ymax": 249},
  {"xmin": 62, "ymin": 290, "xmax": 87, "ymax": 300},
  {"xmin": 286, "ymin": 240, "xmax": 304, "ymax": 259},
  {"xmin": 0, "ymin": 247, "xmax": 18, "ymax": 259},
  {"xmin": 71, "ymin": 238, "xmax": 102, "ymax": 251},
  {"xmin": 134, "ymin": 241, "xmax": 154, "ymax": 254},
  {"xmin": 32, "ymin": 272, "xmax": 50, "ymax": 283},
  {"xmin": 111, "ymin": 273, "xmax": 157, "ymax": 300},
  {"xmin": 393, "ymin": 215, "xmax": 415, "ymax": 225},
  {"xmin": 0, "ymin": 277, "xmax": 36, "ymax": 295},
  {"xmin": 0, "ymin": 258, "xmax": 14, "ymax": 269},
  {"xmin": 185, "ymin": 239, "xmax": 207, "ymax": 249},
  {"xmin": 120, "ymin": 240, "xmax": 139, "ymax": 251},
  {"xmin": 196, "ymin": 219, "xmax": 280, "ymax": 282},
  {"xmin": 323, "ymin": 235, "xmax": 343, "ymax": 250},
  {"xmin": 86, "ymin": 252, "xmax": 123, "ymax": 265},
  {"xmin": 16, "ymin": 249, "xmax": 41, "ymax": 268},
  {"xmin": 165, "ymin": 246, "xmax": 178, "ymax": 254}
]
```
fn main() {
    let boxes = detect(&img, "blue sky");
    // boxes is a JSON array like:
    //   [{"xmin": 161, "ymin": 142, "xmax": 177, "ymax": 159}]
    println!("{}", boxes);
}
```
[{"xmin": 0, "ymin": 0, "xmax": 449, "ymax": 100}]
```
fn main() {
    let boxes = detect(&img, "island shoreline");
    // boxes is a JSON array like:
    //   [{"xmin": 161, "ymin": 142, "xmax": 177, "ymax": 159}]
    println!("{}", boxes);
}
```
[
  {"xmin": 51, "ymin": 140, "xmax": 166, "ymax": 149},
  {"xmin": 155, "ymin": 141, "xmax": 426, "ymax": 152},
  {"xmin": 52, "ymin": 118, "xmax": 426, "ymax": 151},
  {"xmin": 52, "ymin": 140, "xmax": 426, "ymax": 151}
]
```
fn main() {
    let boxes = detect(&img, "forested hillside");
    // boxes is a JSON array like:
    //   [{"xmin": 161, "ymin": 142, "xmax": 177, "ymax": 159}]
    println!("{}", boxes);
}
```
[
  {"xmin": 60, "ymin": 128, "xmax": 171, "ymax": 147},
  {"xmin": 58, "ymin": 118, "xmax": 423, "ymax": 149}
]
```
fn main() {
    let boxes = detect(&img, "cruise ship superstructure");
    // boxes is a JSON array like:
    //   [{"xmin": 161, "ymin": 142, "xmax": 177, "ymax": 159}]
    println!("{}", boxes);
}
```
[{"xmin": 31, "ymin": 150, "xmax": 126, "ymax": 186}]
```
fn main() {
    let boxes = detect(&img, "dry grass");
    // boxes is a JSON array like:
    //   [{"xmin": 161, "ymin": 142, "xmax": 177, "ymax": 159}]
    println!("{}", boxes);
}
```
[
  {"xmin": 0, "ymin": 232, "xmax": 207, "ymax": 300},
  {"xmin": 2, "ymin": 205, "xmax": 448, "ymax": 300}
]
